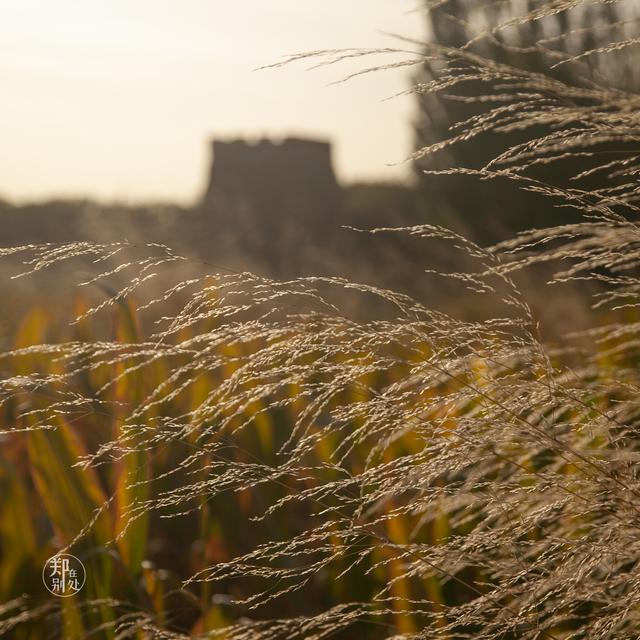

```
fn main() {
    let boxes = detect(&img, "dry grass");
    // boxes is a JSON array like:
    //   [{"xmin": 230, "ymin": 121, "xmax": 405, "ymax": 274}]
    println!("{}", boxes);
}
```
[{"xmin": 2, "ymin": 1, "xmax": 640, "ymax": 638}]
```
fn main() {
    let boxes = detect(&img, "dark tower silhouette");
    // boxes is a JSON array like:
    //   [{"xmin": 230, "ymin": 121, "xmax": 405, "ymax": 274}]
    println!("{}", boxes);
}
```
[{"xmin": 200, "ymin": 137, "xmax": 343, "ymax": 275}]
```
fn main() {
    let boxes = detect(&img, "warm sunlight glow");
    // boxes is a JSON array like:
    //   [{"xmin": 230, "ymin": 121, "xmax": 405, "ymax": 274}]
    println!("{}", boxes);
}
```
[{"xmin": 0, "ymin": 1, "xmax": 423, "ymax": 203}]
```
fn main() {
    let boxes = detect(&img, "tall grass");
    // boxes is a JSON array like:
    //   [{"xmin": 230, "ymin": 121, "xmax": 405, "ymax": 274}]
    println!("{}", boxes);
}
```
[{"xmin": 2, "ymin": 1, "xmax": 640, "ymax": 637}]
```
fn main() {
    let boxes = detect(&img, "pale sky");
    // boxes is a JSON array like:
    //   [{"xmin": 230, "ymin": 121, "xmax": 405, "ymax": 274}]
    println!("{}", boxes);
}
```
[{"xmin": 0, "ymin": 2, "xmax": 425, "ymax": 204}]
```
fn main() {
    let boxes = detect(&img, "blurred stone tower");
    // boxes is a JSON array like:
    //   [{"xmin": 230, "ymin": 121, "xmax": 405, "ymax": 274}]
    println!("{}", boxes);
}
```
[{"xmin": 200, "ymin": 137, "xmax": 343, "ymax": 275}]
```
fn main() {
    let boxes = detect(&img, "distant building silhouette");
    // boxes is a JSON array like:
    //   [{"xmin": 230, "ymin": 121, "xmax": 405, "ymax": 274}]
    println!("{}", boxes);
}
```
[
  {"xmin": 199, "ymin": 137, "xmax": 343, "ymax": 274},
  {"xmin": 203, "ymin": 137, "xmax": 340, "ymax": 208}
]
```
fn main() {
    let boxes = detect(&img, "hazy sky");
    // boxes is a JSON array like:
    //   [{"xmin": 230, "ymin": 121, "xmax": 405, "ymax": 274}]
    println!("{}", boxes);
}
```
[{"xmin": 1, "ymin": 2, "xmax": 424, "ymax": 204}]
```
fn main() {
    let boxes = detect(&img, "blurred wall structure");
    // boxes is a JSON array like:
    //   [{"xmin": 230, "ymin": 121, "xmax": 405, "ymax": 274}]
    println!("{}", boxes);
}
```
[{"xmin": 198, "ymin": 137, "xmax": 344, "ymax": 275}]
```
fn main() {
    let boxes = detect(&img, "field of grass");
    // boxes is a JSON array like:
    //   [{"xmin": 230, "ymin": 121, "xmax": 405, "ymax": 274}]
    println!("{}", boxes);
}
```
[
  {"xmin": 3, "ymin": 1, "xmax": 640, "ymax": 638},
  {"xmin": 0, "ymin": 235, "xmax": 639, "ymax": 639}
]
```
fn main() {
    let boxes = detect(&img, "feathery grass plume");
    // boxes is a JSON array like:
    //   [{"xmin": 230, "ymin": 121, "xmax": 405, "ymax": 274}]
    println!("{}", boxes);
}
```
[{"xmin": 2, "ymin": 1, "xmax": 640, "ymax": 638}]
